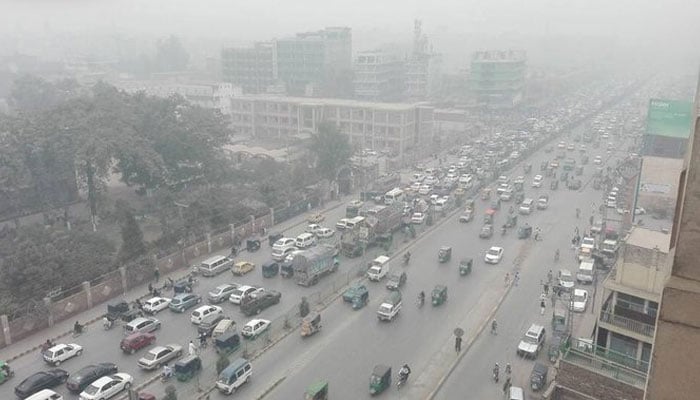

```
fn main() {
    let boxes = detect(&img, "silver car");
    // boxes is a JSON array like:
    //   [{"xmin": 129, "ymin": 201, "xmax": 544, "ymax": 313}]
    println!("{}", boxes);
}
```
[{"xmin": 208, "ymin": 284, "xmax": 239, "ymax": 304}]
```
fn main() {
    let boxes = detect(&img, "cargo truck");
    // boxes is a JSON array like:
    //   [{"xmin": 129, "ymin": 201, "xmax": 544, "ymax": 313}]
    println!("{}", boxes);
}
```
[
  {"xmin": 377, "ymin": 291, "xmax": 402, "ymax": 321},
  {"xmin": 292, "ymin": 245, "xmax": 340, "ymax": 286}
]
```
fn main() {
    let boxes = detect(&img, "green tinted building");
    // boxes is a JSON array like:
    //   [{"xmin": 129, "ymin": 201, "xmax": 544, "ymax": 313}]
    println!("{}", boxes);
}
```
[{"xmin": 470, "ymin": 50, "xmax": 526, "ymax": 108}]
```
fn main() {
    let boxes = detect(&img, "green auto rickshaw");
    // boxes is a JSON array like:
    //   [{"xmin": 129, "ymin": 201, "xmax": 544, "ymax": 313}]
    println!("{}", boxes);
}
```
[
  {"xmin": 438, "ymin": 246, "xmax": 452, "ymax": 263},
  {"xmin": 0, "ymin": 361, "xmax": 13, "ymax": 384},
  {"xmin": 432, "ymin": 285, "xmax": 448, "ymax": 306},
  {"xmin": 174, "ymin": 355, "xmax": 202, "ymax": 382},
  {"xmin": 262, "ymin": 261, "xmax": 279, "ymax": 278},
  {"xmin": 518, "ymin": 225, "xmax": 532, "ymax": 239},
  {"xmin": 459, "ymin": 259, "xmax": 473, "ymax": 276},
  {"xmin": 505, "ymin": 214, "xmax": 518, "ymax": 228},
  {"xmin": 369, "ymin": 364, "xmax": 391, "ymax": 395},
  {"xmin": 305, "ymin": 381, "xmax": 329, "ymax": 400},
  {"xmin": 215, "ymin": 331, "xmax": 241, "ymax": 355}
]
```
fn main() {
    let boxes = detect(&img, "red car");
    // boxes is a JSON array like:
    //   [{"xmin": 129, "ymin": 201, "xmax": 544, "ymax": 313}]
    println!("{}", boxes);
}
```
[{"xmin": 120, "ymin": 332, "xmax": 156, "ymax": 354}]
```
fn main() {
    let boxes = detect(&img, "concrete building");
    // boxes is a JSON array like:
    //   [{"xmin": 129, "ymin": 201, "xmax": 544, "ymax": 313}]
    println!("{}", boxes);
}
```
[
  {"xmin": 635, "ymin": 156, "xmax": 684, "ymax": 218},
  {"xmin": 645, "ymin": 77, "xmax": 700, "ymax": 400},
  {"xmin": 229, "ymin": 95, "xmax": 434, "ymax": 160},
  {"xmin": 554, "ymin": 227, "xmax": 672, "ymax": 400},
  {"xmin": 114, "ymin": 80, "xmax": 236, "ymax": 115},
  {"xmin": 221, "ymin": 41, "xmax": 278, "ymax": 94},
  {"xmin": 469, "ymin": 50, "xmax": 527, "ymax": 108},
  {"xmin": 275, "ymin": 27, "xmax": 352, "ymax": 97},
  {"xmin": 641, "ymin": 98, "xmax": 692, "ymax": 158},
  {"xmin": 353, "ymin": 50, "xmax": 405, "ymax": 102}
]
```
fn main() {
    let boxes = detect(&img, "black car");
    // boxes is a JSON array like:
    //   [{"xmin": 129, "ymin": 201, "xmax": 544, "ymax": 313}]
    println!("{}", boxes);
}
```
[
  {"xmin": 66, "ymin": 362, "xmax": 118, "ymax": 393},
  {"xmin": 15, "ymin": 369, "xmax": 69, "ymax": 398},
  {"xmin": 240, "ymin": 290, "xmax": 282, "ymax": 316}
]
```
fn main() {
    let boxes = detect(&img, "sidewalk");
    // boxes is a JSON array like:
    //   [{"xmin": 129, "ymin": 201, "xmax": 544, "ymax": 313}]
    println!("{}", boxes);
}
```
[{"xmin": 0, "ymin": 193, "xmax": 355, "ymax": 362}]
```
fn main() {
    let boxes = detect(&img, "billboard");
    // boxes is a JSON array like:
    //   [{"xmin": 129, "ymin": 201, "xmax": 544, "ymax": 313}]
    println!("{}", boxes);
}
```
[{"xmin": 646, "ymin": 98, "xmax": 693, "ymax": 139}]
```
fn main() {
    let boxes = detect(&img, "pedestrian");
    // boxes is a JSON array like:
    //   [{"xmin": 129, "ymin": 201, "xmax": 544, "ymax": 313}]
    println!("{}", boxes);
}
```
[
  {"xmin": 544, "ymin": 283, "xmax": 549, "ymax": 295},
  {"xmin": 147, "ymin": 283, "xmax": 153, "ymax": 295},
  {"xmin": 504, "ymin": 273, "xmax": 510, "ymax": 286},
  {"xmin": 154, "ymin": 267, "xmax": 160, "ymax": 283},
  {"xmin": 540, "ymin": 299, "xmax": 546, "ymax": 315},
  {"xmin": 188, "ymin": 340, "xmax": 197, "ymax": 356},
  {"xmin": 455, "ymin": 336, "xmax": 462, "ymax": 353},
  {"xmin": 514, "ymin": 272, "xmax": 520, "ymax": 286}
]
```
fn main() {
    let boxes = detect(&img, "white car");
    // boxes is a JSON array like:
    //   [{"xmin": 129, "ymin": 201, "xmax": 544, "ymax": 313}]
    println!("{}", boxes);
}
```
[
  {"xmin": 581, "ymin": 236, "xmax": 596, "ymax": 250},
  {"xmin": 531, "ymin": 175, "xmax": 543, "ymax": 188},
  {"xmin": 305, "ymin": 224, "xmax": 321, "ymax": 234},
  {"xmin": 558, "ymin": 269, "xmax": 575, "ymax": 291},
  {"xmin": 418, "ymin": 184, "xmax": 432, "ymax": 195},
  {"xmin": 484, "ymin": 247, "xmax": 504, "ymax": 264},
  {"xmin": 593, "ymin": 156, "xmax": 603, "ymax": 165},
  {"xmin": 229, "ymin": 285, "xmax": 262, "ymax": 305},
  {"xmin": 79, "ymin": 373, "xmax": 133, "ymax": 400},
  {"xmin": 272, "ymin": 237, "xmax": 295, "ymax": 249},
  {"xmin": 572, "ymin": 289, "xmax": 589, "ymax": 312},
  {"xmin": 241, "ymin": 319, "xmax": 271, "ymax": 339},
  {"xmin": 137, "ymin": 344, "xmax": 183, "ymax": 370},
  {"xmin": 410, "ymin": 182, "xmax": 421, "ymax": 191},
  {"xmin": 411, "ymin": 212, "xmax": 426, "ymax": 224},
  {"xmin": 142, "ymin": 297, "xmax": 171, "ymax": 314},
  {"xmin": 43, "ymin": 343, "xmax": 83, "ymax": 366},
  {"xmin": 190, "ymin": 305, "xmax": 223, "ymax": 325},
  {"xmin": 424, "ymin": 176, "xmax": 438, "ymax": 185},
  {"xmin": 315, "ymin": 227, "xmax": 335, "ymax": 238}
]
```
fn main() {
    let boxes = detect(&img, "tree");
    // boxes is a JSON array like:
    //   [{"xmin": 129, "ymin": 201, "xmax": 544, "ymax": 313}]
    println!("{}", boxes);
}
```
[
  {"xmin": 116, "ymin": 201, "xmax": 146, "ymax": 261},
  {"xmin": 9, "ymin": 75, "xmax": 80, "ymax": 113},
  {"xmin": 155, "ymin": 36, "xmax": 190, "ymax": 72},
  {"xmin": 309, "ymin": 122, "xmax": 352, "ymax": 183}
]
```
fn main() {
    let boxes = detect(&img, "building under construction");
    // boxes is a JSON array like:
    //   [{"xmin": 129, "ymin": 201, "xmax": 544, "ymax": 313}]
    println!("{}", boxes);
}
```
[{"xmin": 469, "ymin": 50, "xmax": 526, "ymax": 108}]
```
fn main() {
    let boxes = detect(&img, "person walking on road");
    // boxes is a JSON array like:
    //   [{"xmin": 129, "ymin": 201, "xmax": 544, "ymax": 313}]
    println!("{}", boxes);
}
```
[
  {"xmin": 514, "ymin": 272, "xmax": 520, "ymax": 286},
  {"xmin": 540, "ymin": 299, "xmax": 546, "ymax": 315},
  {"xmin": 154, "ymin": 267, "xmax": 160, "ymax": 283},
  {"xmin": 189, "ymin": 340, "xmax": 197, "ymax": 356},
  {"xmin": 455, "ymin": 336, "xmax": 462, "ymax": 353}
]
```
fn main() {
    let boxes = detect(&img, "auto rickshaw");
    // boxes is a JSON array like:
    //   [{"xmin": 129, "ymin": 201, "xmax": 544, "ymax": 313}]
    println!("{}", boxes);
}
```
[
  {"xmin": 548, "ymin": 335, "xmax": 563, "ymax": 363},
  {"xmin": 305, "ymin": 381, "xmax": 329, "ymax": 400},
  {"xmin": 246, "ymin": 238, "xmax": 261, "ymax": 252},
  {"xmin": 431, "ymin": 285, "xmax": 448, "ymax": 306},
  {"xmin": 268, "ymin": 232, "xmax": 283, "ymax": 247},
  {"xmin": 484, "ymin": 209, "xmax": 496, "ymax": 224},
  {"xmin": 518, "ymin": 225, "xmax": 532, "ymax": 239},
  {"xmin": 214, "ymin": 331, "xmax": 241, "ymax": 355},
  {"xmin": 0, "ymin": 361, "xmax": 14, "ymax": 384},
  {"xmin": 106, "ymin": 301, "xmax": 143, "ymax": 323},
  {"xmin": 550, "ymin": 180, "xmax": 559, "ymax": 190},
  {"xmin": 369, "ymin": 364, "xmax": 391, "ymax": 395},
  {"xmin": 262, "ymin": 261, "xmax": 279, "ymax": 278},
  {"xmin": 505, "ymin": 214, "xmax": 517, "ymax": 228},
  {"xmin": 438, "ymin": 246, "xmax": 452, "ymax": 263},
  {"xmin": 459, "ymin": 258, "xmax": 473, "ymax": 276},
  {"xmin": 174, "ymin": 355, "xmax": 202, "ymax": 382},
  {"xmin": 530, "ymin": 362, "xmax": 549, "ymax": 391},
  {"xmin": 481, "ymin": 188, "xmax": 491, "ymax": 200},
  {"xmin": 479, "ymin": 224, "xmax": 493, "ymax": 239},
  {"xmin": 301, "ymin": 312, "xmax": 322, "ymax": 337}
]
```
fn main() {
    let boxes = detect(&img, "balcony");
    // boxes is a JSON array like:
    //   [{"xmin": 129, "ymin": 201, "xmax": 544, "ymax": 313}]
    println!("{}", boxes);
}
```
[
  {"xmin": 600, "ymin": 310, "xmax": 655, "ymax": 338},
  {"xmin": 563, "ymin": 339, "xmax": 648, "ymax": 389}
]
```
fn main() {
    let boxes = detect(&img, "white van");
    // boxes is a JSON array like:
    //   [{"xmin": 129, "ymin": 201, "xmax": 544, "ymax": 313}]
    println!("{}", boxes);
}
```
[
  {"xmin": 199, "ymin": 255, "xmax": 233, "ymax": 277},
  {"xmin": 384, "ymin": 188, "xmax": 405, "ymax": 205},
  {"xmin": 216, "ymin": 358, "xmax": 252, "ymax": 394},
  {"xmin": 367, "ymin": 255, "xmax": 390, "ymax": 281},
  {"xmin": 576, "ymin": 258, "xmax": 595, "ymax": 284},
  {"xmin": 26, "ymin": 390, "xmax": 63, "ymax": 400},
  {"xmin": 295, "ymin": 232, "xmax": 317, "ymax": 249},
  {"xmin": 344, "ymin": 216, "xmax": 365, "ymax": 230}
]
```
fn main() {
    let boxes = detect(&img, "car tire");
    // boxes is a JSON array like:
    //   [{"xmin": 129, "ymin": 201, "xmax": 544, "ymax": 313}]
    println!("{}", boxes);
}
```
[
  {"xmin": 55, "ymin": 360, "xmax": 61, "ymax": 366},
  {"xmin": 125, "ymin": 382, "xmax": 131, "ymax": 389},
  {"xmin": 177, "ymin": 350, "xmax": 182, "ymax": 356},
  {"xmin": 77, "ymin": 349, "xmax": 83, "ymax": 356},
  {"xmin": 129, "ymin": 348, "xmax": 136, "ymax": 355}
]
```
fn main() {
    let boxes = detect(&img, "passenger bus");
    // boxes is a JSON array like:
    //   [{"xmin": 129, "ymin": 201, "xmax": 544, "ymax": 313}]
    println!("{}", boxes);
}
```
[{"xmin": 384, "ymin": 188, "xmax": 404, "ymax": 205}]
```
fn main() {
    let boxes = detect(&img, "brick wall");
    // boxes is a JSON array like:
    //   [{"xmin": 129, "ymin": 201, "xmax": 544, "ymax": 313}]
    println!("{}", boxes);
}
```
[{"xmin": 555, "ymin": 360, "xmax": 644, "ymax": 400}]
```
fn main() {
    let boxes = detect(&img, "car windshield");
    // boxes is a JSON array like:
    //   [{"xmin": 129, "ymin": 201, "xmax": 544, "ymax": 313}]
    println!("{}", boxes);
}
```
[
  {"xmin": 232, "ymin": 289, "xmax": 244, "ymax": 297},
  {"xmin": 487, "ymin": 249, "xmax": 499, "ymax": 256},
  {"xmin": 561, "ymin": 274, "xmax": 574, "ymax": 283},
  {"xmin": 144, "ymin": 352, "xmax": 159, "ymax": 361},
  {"xmin": 84, "ymin": 383, "xmax": 102, "ymax": 395},
  {"xmin": 575, "ymin": 293, "xmax": 586, "ymax": 302},
  {"xmin": 524, "ymin": 335, "xmax": 539, "ymax": 344}
]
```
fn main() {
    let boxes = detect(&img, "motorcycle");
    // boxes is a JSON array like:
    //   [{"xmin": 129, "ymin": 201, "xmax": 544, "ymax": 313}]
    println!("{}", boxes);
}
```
[
  {"xmin": 416, "ymin": 294, "xmax": 425, "ymax": 308},
  {"xmin": 396, "ymin": 371, "xmax": 409, "ymax": 388},
  {"xmin": 160, "ymin": 371, "xmax": 173, "ymax": 383},
  {"xmin": 493, "ymin": 367, "xmax": 499, "ymax": 383},
  {"xmin": 103, "ymin": 317, "xmax": 114, "ymax": 331}
]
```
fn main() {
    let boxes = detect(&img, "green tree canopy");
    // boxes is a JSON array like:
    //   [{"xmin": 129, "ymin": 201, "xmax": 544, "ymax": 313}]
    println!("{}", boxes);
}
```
[{"xmin": 310, "ymin": 122, "xmax": 352, "ymax": 182}]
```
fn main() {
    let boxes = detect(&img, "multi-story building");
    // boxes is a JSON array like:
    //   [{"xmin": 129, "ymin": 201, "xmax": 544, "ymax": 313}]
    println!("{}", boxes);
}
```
[
  {"xmin": 113, "ymin": 80, "xmax": 235, "ymax": 115},
  {"xmin": 353, "ymin": 50, "xmax": 405, "ymax": 102},
  {"xmin": 635, "ymin": 156, "xmax": 684, "ymax": 219},
  {"xmin": 405, "ymin": 20, "xmax": 441, "ymax": 100},
  {"xmin": 469, "ymin": 50, "xmax": 527, "ymax": 108},
  {"xmin": 221, "ymin": 41, "xmax": 277, "ymax": 94},
  {"xmin": 229, "ymin": 95, "xmax": 434, "ymax": 160},
  {"xmin": 276, "ymin": 27, "xmax": 352, "ymax": 97},
  {"xmin": 554, "ymin": 227, "xmax": 671, "ymax": 400}
]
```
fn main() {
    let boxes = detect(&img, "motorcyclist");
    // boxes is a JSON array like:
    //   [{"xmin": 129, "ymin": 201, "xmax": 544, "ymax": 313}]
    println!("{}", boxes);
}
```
[
  {"xmin": 418, "ymin": 291, "xmax": 425, "ymax": 306},
  {"xmin": 398, "ymin": 364, "xmax": 411, "ymax": 382},
  {"xmin": 547, "ymin": 270, "xmax": 553, "ymax": 284},
  {"xmin": 554, "ymin": 249, "xmax": 560, "ymax": 261},
  {"xmin": 493, "ymin": 363, "xmax": 500, "ymax": 382},
  {"xmin": 103, "ymin": 316, "xmax": 113, "ymax": 330},
  {"xmin": 491, "ymin": 320, "xmax": 497, "ymax": 335},
  {"xmin": 403, "ymin": 252, "xmax": 411, "ymax": 265},
  {"xmin": 73, "ymin": 321, "xmax": 83, "ymax": 335},
  {"xmin": 161, "ymin": 363, "xmax": 173, "ymax": 380},
  {"xmin": 505, "ymin": 363, "xmax": 511, "ymax": 375},
  {"xmin": 508, "ymin": 206, "xmax": 514, "ymax": 214},
  {"xmin": 501, "ymin": 225, "xmax": 507, "ymax": 235}
]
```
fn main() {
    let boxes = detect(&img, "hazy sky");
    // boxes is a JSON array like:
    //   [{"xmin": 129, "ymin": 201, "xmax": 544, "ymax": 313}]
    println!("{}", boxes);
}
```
[{"xmin": 2, "ymin": 0, "xmax": 697, "ymax": 45}]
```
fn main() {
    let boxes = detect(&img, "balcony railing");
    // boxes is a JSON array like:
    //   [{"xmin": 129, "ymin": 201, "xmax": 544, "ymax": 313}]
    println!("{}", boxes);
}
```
[
  {"xmin": 600, "ymin": 310, "xmax": 655, "ymax": 338},
  {"xmin": 563, "ymin": 339, "xmax": 648, "ymax": 389}
]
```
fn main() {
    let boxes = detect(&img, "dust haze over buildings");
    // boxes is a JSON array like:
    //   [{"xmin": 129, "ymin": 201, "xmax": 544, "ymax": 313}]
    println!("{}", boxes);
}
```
[{"xmin": 0, "ymin": 0, "xmax": 698, "ymax": 74}]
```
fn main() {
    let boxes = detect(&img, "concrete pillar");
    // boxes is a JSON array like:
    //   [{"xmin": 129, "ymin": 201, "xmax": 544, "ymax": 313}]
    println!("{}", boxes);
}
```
[
  {"xmin": 230, "ymin": 224, "xmax": 235, "ymax": 243},
  {"xmin": 269, "ymin": 208, "xmax": 275, "ymax": 226},
  {"xmin": 1, "ymin": 315, "xmax": 10, "ymax": 346},
  {"xmin": 119, "ymin": 266, "xmax": 128, "ymax": 294},
  {"xmin": 44, "ymin": 297, "xmax": 54, "ymax": 327},
  {"xmin": 82, "ymin": 281, "xmax": 93, "ymax": 309},
  {"xmin": 250, "ymin": 215, "xmax": 256, "ymax": 235},
  {"xmin": 207, "ymin": 233, "xmax": 212, "ymax": 254}
]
